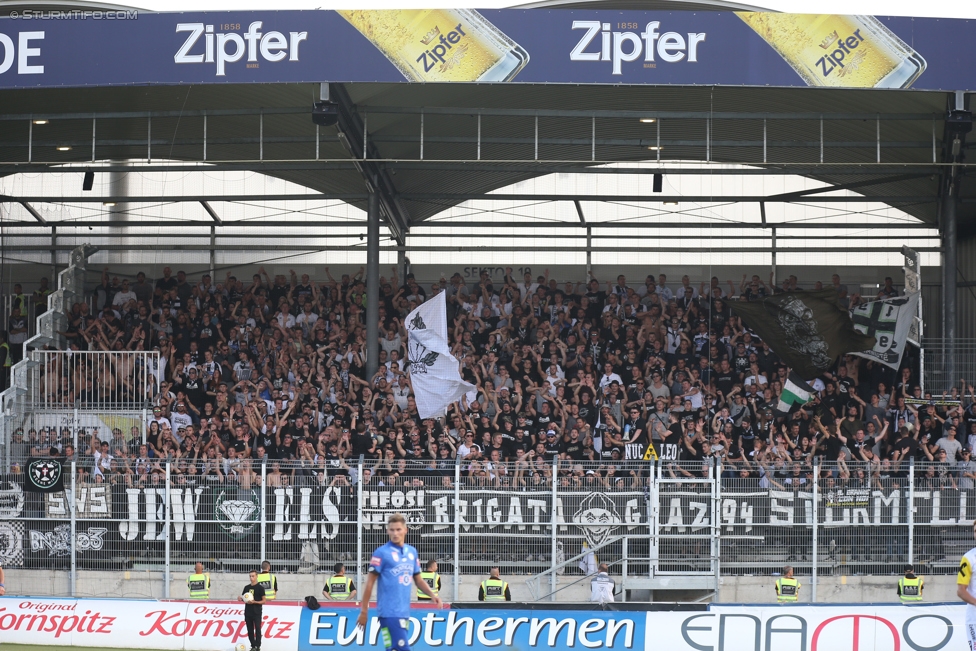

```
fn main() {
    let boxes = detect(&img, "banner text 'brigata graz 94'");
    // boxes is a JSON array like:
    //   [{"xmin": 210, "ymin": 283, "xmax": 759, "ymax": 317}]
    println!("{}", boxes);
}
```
[{"xmin": 0, "ymin": 10, "xmax": 975, "ymax": 90}]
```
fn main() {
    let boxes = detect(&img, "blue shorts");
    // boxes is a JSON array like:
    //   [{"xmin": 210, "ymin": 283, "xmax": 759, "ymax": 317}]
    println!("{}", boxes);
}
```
[{"xmin": 378, "ymin": 617, "xmax": 411, "ymax": 651}]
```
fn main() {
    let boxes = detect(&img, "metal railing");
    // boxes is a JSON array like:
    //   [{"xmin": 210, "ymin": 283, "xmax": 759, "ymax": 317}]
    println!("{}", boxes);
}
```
[
  {"xmin": 24, "ymin": 350, "xmax": 160, "ymax": 410},
  {"xmin": 923, "ymin": 338, "xmax": 976, "ymax": 394},
  {"xmin": 0, "ymin": 457, "xmax": 965, "ymax": 602}
]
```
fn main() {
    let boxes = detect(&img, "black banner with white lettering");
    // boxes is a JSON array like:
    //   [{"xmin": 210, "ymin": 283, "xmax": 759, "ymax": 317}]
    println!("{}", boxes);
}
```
[{"xmin": 1, "ymin": 477, "xmax": 974, "ymax": 564}]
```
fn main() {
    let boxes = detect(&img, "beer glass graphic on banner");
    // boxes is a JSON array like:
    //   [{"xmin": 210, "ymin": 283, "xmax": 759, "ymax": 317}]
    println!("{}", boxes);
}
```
[
  {"xmin": 736, "ymin": 13, "xmax": 926, "ymax": 88},
  {"xmin": 338, "ymin": 9, "xmax": 529, "ymax": 82}
]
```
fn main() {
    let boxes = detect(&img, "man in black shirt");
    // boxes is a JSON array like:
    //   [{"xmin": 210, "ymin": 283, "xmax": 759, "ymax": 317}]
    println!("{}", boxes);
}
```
[{"xmin": 238, "ymin": 570, "xmax": 267, "ymax": 651}]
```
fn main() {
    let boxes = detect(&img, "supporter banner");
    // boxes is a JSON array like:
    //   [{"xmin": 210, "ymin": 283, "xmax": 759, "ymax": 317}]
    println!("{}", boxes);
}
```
[
  {"xmin": 24, "ymin": 458, "xmax": 65, "ymax": 493},
  {"xmin": 824, "ymin": 487, "xmax": 870, "ymax": 508},
  {"xmin": 850, "ymin": 292, "xmax": 920, "ymax": 370},
  {"xmin": 300, "ymin": 606, "xmax": 645, "ymax": 650},
  {"xmin": 654, "ymin": 605, "xmax": 965, "ymax": 651},
  {"xmin": 0, "ymin": 480, "xmax": 26, "ymax": 518},
  {"xmin": 27, "ymin": 523, "xmax": 109, "ymax": 560},
  {"xmin": 45, "ymin": 486, "xmax": 113, "ymax": 519},
  {"xmin": 2, "ymin": 479, "xmax": 975, "ymax": 556},
  {"xmin": 0, "ymin": 598, "xmax": 300, "ymax": 651},
  {"xmin": 0, "ymin": 520, "xmax": 25, "ymax": 567},
  {"xmin": 0, "ymin": 10, "xmax": 976, "ymax": 90}
]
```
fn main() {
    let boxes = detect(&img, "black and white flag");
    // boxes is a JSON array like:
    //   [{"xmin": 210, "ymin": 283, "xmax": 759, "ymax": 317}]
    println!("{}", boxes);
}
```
[
  {"xmin": 849, "ymin": 292, "xmax": 919, "ymax": 370},
  {"xmin": 405, "ymin": 291, "xmax": 476, "ymax": 419}
]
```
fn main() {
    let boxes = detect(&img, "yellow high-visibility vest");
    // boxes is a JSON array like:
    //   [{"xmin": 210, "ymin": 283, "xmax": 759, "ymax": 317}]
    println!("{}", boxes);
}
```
[
  {"xmin": 327, "ymin": 576, "xmax": 353, "ymax": 600},
  {"xmin": 187, "ymin": 573, "xmax": 210, "ymax": 599},
  {"xmin": 256, "ymin": 572, "xmax": 277, "ymax": 599},
  {"xmin": 776, "ymin": 577, "xmax": 799, "ymax": 603},
  {"xmin": 898, "ymin": 576, "xmax": 923, "ymax": 602},
  {"xmin": 480, "ymin": 578, "xmax": 508, "ymax": 601},
  {"xmin": 418, "ymin": 571, "xmax": 440, "ymax": 600}
]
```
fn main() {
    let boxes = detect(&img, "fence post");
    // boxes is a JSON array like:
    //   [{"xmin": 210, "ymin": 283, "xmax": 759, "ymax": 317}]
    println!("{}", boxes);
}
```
[
  {"xmin": 453, "ymin": 457, "xmax": 460, "ymax": 602},
  {"xmin": 812, "ymin": 459, "xmax": 819, "ymax": 603},
  {"xmin": 713, "ymin": 459, "xmax": 721, "ymax": 599},
  {"xmin": 649, "ymin": 462, "xmax": 658, "ymax": 579},
  {"xmin": 621, "ymin": 536, "xmax": 628, "ymax": 603},
  {"xmin": 164, "ymin": 461, "xmax": 171, "ymax": 599},
  {"xmin": 908, "ymin": 458, "xmax": 915, "ymax": 565},
  {"xmin": 357, "ymin": 456, "xmax": 364, "ymax": 598},
  {"xmin": 260, "ymin": 460, "xmax": 267, "ymax": 564},
  {"xmin": 70, "ymin": 460, "xmax": 77, "ymax": 597},
  {"xmin": 550, "ymin": 457, "xmax": 558, "ymax": 601},
  {"xmin": 73, "ymin": 400, "xmax": 79, "ymax": 453}
]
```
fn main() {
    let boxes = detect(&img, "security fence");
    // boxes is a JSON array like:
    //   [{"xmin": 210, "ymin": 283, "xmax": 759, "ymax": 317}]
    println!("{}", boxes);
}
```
[
  {"xmin": 0, "ymin": 458, "xmax": 968, "ymax": 602},
  {"xmin": 923, "ymin": 338, "xmax": 976, "ymax": 395}
]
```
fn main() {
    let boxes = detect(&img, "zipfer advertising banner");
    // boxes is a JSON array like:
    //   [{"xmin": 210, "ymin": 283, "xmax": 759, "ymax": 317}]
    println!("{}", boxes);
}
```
[
  {"xmin": 0, "ymin": 598, "xmax": 965, "ymax": 651},
  {"xmin": 0, "ymin": 10, "xmax": 975, "ymax": 90}
]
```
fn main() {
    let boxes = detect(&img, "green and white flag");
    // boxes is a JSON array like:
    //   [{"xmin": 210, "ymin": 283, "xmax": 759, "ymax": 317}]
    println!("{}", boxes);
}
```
[{"xmin": 776, "ymin": 373, "xmax": 816, "ymax": 415}]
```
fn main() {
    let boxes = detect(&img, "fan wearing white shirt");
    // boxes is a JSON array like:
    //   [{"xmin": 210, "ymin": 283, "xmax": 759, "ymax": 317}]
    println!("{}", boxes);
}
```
[
  {"xmin": 112, "ymin": 280, "xmax": 137, "ymax": 307},
  {"xmin": 599, "ymin": 363, "xmax": 623, "ymax": 391}
]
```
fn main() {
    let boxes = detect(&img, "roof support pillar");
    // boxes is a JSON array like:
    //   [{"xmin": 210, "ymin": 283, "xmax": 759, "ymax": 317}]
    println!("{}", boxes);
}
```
[
  {"xmin": 942, "ymin": 171, "xmax": 958, "ymax": 387},
  {"xmin": 51, "ymin": 225, "xmax": 57, "ymax": 282},
  {"xmin": 941, "ymin": 91, "xmax": 971, "ymax": 391},
  {"xmin": 397, "ymin": 247, "xmax": 408, "ymax": 288},
  {"xmin": 210, "ymin": 225, "xmax": 216, "ymax": 280},
  {"xmin": 366, "ymin": 191, "xmax": 380, "ymax": 379}
]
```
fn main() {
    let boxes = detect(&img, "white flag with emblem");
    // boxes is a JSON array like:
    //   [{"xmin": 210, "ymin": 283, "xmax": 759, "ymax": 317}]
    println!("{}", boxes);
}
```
[
  {"xmin": 405, "ymin": 291, "xmax": 476, "ymax": 419},
  {"xmin": 849, "ymin": 292, "xmax": 920, "ymax": 370}
]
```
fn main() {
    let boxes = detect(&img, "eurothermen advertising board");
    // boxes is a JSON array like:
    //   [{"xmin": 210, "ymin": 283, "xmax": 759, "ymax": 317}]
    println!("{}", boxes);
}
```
[{"xmin": 0, "ymin": 9, "xmax": 975, "ymax": 90}]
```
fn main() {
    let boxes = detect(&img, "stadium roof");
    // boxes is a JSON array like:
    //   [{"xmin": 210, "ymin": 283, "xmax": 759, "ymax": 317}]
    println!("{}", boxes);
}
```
[{"xmin": 0, "ymin": 0, "xmax": 971, "ymax": 242}]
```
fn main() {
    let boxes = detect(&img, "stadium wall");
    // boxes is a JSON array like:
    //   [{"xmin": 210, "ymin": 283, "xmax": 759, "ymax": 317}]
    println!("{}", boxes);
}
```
[{"xmin": 0, "ymin": 568, "xmax": 961, "ymax": 604}]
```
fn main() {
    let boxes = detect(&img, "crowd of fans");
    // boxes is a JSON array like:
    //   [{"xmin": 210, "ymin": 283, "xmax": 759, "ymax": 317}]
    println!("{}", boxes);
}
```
[{"xmin": 4, "ymin": 264, "xmax": 976, "ymax": 494}]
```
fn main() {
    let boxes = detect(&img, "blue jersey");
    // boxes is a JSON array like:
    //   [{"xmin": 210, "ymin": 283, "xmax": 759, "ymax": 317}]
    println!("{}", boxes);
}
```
[{"xmin": 369, "ymin": 540, "xmax": 422, "ymax": 619}]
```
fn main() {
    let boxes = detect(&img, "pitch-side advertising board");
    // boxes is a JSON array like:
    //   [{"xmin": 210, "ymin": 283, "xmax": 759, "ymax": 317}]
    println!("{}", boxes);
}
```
[{"xmin": 0, "ymin": 597, "xmax": 965, "ymax": 651}]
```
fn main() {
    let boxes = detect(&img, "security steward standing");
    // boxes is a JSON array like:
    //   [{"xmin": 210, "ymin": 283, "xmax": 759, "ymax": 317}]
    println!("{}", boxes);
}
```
[
  {"xmin": 323, "ymin": 562, "xmax": 357, "ymax": 601},
  {"xmin": 775, "ymin": 565, "xmax": 800, "ymax": 603},
  {"xmin": 256, "ymin": 560, "xmax": 278, "ymax": 600},
  {"xmin": 418, "ymin": 560, "xmax": 441, "ymax": 602},
  {"xmin": 898, "ymin": 564, "xmax": 924, "ymax": 603},
  {"xmin": 187, "ymin": 562, "xmax": 210, "ymax": 600},
  {"xmin": 478, "ymin": 566, "xmax": 511, "ymax": 602}
]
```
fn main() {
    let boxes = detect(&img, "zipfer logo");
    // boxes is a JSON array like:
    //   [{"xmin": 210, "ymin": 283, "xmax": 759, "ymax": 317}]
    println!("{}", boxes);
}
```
[
  {"xmin": 175, "ymin": 21, "xmax": 308, "ymax": 76},
  {"xmin": 570, "ymin": 20, "xmax": 706, "ymax": 75}
]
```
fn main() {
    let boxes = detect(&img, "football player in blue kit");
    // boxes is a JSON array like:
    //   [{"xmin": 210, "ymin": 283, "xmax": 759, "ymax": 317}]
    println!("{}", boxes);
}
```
[{"xmin": 357, "ymin": 513, "xmax": 442, "ymax": 651}]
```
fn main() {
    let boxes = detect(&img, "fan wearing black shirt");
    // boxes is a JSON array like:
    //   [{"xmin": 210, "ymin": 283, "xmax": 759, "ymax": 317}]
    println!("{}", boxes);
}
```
[
  {"xmin": 622, "ymin": 407, "xmax": 648, "ymax": 459},
  {"xmin": 559, "ymin": 428, "xmax": 587, "ymax": 461},
  {"xmin": 584, "ymin": 279, "xmax": 607, "ymax": 320}
]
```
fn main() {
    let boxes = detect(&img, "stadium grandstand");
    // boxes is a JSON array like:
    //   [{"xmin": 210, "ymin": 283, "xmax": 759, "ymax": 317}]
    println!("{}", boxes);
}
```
[{"xmin": 1, "ymin": 0, "xmax": 976, "ymax": 612}]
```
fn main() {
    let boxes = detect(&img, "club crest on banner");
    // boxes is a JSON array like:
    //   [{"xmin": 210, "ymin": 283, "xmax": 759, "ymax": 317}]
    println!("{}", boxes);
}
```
[
  {"xmin": 572, "ymin": 492, "xmax": 622, "ymax": 547},
  {"xmin": 27, "ymin": 459, "xmax": 63, "ymax": 491},
  {"xmin": 214, "ymin": 488, "xmax": 262, "ymax": 539}
]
